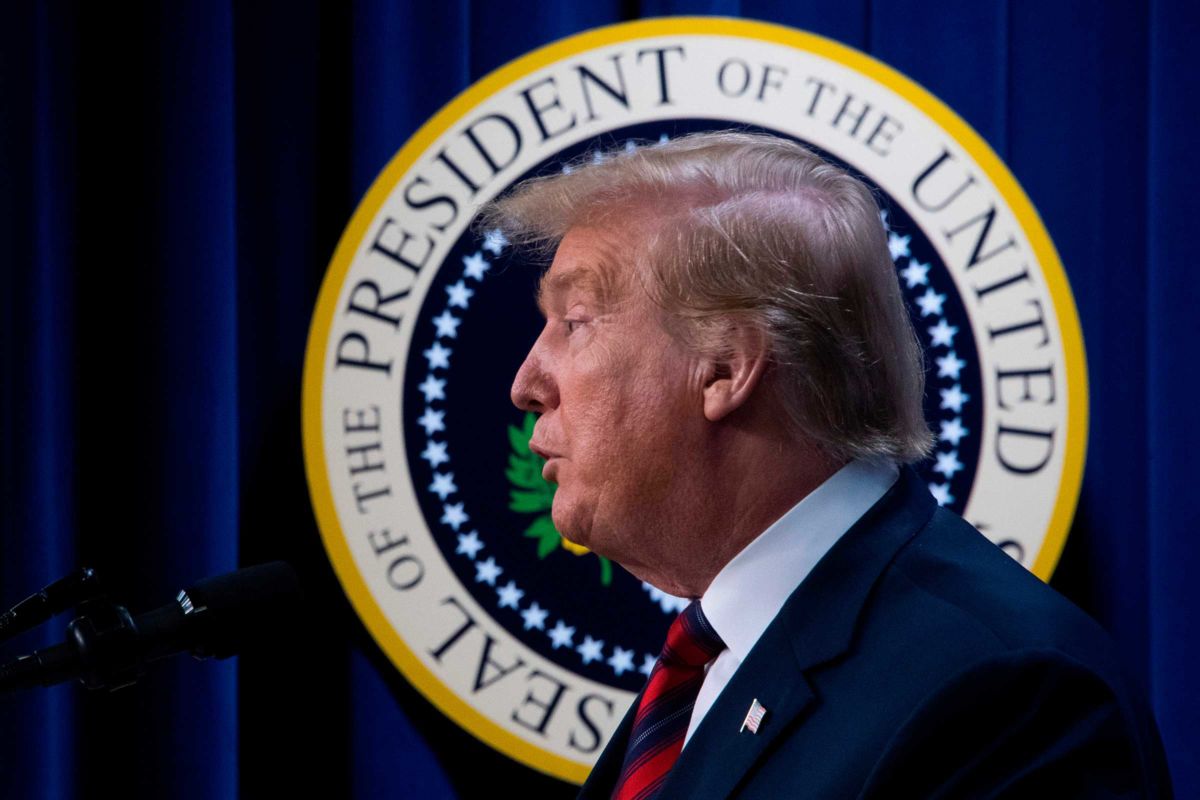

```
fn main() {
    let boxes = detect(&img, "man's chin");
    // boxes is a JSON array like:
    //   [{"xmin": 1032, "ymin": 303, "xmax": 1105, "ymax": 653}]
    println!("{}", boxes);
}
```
[
  {"xmin": 550, "ymin": 508, "xmax": 588, "ymax": 550},
  {"xmin": 551, "ymin": 512, "xmax": 612, "ymax": 562},
  {"xmin": 551, "ymin": 500, "xmax": 642, "ymax": 566}
]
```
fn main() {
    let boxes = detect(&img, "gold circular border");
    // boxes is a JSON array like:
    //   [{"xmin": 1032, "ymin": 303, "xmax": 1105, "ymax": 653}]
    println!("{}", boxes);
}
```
[{"xmin": 302, "ymin": 16, "xmax": 1088, "ymax": 783}]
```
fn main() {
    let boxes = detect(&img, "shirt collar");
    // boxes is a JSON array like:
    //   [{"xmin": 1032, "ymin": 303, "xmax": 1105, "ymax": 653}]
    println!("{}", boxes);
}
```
[{"xmin": 700, "ymin": 458, "xmax": 899, "ymax": 662}]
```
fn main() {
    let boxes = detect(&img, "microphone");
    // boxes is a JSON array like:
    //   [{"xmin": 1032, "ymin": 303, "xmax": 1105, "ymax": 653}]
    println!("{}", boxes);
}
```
[{"xmin": 0, "ymin": 562, "xmax": 300, "ymax": 694}]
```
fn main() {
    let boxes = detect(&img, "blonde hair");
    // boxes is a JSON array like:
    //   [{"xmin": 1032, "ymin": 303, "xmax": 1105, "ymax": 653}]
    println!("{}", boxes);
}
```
[{"xmin": 480, "ymin": 131, "xmax": 933, "ymax": 463}]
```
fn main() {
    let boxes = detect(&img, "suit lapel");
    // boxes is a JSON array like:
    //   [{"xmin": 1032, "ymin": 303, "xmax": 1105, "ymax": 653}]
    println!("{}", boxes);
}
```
[
  {"xmin": 658, "ymin": 622, "xmax": 815, "ymax": 800},
  {"xmin": 660, "ymin": 467, "xmax": 937, "ymax": 800}
]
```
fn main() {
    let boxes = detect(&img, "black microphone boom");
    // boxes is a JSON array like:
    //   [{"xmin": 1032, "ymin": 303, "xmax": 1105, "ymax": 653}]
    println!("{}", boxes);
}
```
[
  {"xmin": 0, "ymin": 562, "xmax": 300, "ymax": 694},
  {"xmin": 0, "ymin": 567, "xmax": 103, "ymax": 645}
]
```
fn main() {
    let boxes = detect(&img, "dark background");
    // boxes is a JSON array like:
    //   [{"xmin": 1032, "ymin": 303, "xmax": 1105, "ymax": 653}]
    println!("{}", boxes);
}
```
[{"xmin": 1, "ymin": 1, "xmax": 1196, "ymax": 798}]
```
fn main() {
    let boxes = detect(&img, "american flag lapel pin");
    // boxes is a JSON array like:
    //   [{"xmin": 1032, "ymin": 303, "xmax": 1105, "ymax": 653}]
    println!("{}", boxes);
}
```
[{"xmin": 740, "ymin": 698, "xmax": 767, "ymax": 734}]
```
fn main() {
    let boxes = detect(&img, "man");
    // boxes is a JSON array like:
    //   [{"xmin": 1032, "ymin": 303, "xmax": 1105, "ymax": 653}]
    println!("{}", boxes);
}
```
[{"xmin": 484, "ymin": 132, "xmax": 1171, "ymax": 798}]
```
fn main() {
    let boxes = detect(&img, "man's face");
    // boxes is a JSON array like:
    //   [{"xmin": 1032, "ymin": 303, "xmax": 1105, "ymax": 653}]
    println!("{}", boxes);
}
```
[{"xmin": 510, "ymin": 226, "xmax": 705, "ymax": 571}]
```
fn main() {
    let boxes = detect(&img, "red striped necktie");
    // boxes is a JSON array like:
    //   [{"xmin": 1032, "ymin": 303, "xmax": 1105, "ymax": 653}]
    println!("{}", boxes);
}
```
[{"xmin": 612, "ymin": 600, "xmax": 726, "ymax": 800}]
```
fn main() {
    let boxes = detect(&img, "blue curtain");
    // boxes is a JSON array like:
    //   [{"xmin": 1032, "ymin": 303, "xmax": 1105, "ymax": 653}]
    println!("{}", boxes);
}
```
[{"xmin": 0, "ymin": 1, "xmax": 1195, "ymax": 797}]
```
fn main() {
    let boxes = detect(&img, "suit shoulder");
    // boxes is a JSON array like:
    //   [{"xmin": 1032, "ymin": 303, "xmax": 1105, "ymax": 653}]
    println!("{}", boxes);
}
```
[
  {"xmin": 855, "ymin": 514, "xmax": 1173, "ymax": 796},
  {"xmin": 879, "ymin": 507, "xmax": 1120, "ymax": 668},
  {"xmin": 858, "ymin": 648, "xmax": 1173, "ymax": 798}
]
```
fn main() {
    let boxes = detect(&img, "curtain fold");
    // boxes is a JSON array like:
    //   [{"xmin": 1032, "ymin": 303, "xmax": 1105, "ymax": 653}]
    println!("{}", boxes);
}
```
[
  {"xmin": 1148, "ymin": 0, "xmax": 1200, "ymax": 789},
  {"xmin": 1, "ymin": 3, "xmax": 79, "ymax": 797}
]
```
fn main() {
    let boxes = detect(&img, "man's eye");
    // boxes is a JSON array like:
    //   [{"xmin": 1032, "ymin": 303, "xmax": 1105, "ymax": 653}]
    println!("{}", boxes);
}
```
[{"xmin": 564, "ymin": 319, "xmax": 584, "ymax": 334}]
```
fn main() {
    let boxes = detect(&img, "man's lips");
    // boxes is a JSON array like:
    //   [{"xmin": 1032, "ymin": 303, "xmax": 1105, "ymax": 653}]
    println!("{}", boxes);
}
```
[
  {"xmin": 529, "ymin": 441, "xmax": 563, "ymax": 483},
  {"xmin": 529, "ymin": 441, "xmax": 560, "ymax": 461}
]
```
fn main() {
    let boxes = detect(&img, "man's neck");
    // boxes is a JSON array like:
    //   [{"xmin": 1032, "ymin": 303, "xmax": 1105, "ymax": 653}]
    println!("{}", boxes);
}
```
[{"xmin": 638, "ymin": 429, "xmax": 844, "ymax": 599}]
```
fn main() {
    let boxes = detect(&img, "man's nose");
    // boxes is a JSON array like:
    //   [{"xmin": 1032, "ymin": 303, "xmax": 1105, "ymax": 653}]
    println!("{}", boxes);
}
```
[{"xmin": 511, "ymin": 336, "xmax": 558, "ymax": 413}]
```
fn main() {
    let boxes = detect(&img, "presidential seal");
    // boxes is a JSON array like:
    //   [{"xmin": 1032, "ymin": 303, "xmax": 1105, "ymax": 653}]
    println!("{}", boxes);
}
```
[{"xmin": 302, "ymin": 18, "xmax": 1087, "ymax": 782}]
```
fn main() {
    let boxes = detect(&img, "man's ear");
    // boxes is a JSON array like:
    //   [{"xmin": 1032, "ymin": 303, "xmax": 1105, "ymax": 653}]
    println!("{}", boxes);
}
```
[{"xmin": 702, "ymin": 324, "xmax": 769, "ymax": 422}]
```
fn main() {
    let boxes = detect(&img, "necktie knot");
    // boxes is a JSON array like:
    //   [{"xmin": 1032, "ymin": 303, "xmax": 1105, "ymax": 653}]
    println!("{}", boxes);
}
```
[{"xmin": 661, "ymin": 600, "xmax": 725, "ymax": 669}]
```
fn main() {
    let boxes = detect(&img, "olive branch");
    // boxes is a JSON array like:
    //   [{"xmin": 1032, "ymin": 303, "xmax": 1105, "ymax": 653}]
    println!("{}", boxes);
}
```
[{"xmin": 506, "ymin": 411, "xmax": 613, "ymax": 586}]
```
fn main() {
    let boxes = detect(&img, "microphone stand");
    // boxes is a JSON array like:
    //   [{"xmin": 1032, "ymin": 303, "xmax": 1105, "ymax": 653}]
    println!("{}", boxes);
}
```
[
  {"xmin": 0, "ymin": 593, "xmax": 150, "ymax": 694},
  {"xmin": 0, "ymin": 561, "xmax": 300, "ymax": 695}
]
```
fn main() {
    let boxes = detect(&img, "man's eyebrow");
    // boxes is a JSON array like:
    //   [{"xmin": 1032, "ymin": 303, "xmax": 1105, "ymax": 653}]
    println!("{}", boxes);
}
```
[{"xmin": 535, "ymin": 267, "xmax": 611, "ymax": 316}]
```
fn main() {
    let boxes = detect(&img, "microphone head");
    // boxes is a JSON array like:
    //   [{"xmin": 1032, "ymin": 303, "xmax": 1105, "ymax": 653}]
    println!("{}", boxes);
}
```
[{"xmin": 176, "ymin": 562, "xmax": 301, "ymax": 659}]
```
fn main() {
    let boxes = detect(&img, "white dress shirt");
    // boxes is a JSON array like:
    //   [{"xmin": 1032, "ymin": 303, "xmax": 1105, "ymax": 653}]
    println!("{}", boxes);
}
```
[{"xmin": 683, "ymin": 458, "xmax": 899, "ymax": 746}]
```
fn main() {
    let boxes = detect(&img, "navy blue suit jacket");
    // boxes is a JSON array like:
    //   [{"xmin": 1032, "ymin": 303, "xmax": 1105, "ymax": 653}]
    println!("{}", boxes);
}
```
[{"xmin": 579, "ymin": 468, "xmax": 1172, "ymax": 799}]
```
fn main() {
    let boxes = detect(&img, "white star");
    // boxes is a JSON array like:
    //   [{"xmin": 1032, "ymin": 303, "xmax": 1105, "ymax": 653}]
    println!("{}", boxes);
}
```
[
  {"xmin": 933, "ymin": 450, "xmax": 964, "ymax": 478},
  {"xmin": 607, "ymin": 647, "xmax": 635, "ymax": 676},
  {"xmin": 441, "ymin": 502, "xmax": 469, "ymax": 531},
  {"xmin": 446, "ymin": 280, "xmax": 475, "ymax": 309},
  {"xmin": 888, "ymin": 232, "xmax": 911, "ymax": 260},
  {"xmin": 421, "ymin": 440, "xmax": 449, "ymax": 468},
  {"xmin": 879, "ymin": 209, "xmax": 890, "ymax": 230},
  {"xmin": 462, "ymin": 251, "xmax": 491, "ymax": 280},
  {"xmin": 560, "ymin": 164, "xmax": 573, "ymax": 175},
  {"xmin": 521, "ymin": 602, "xmax": 549, "ymax": 631},
  {"xmin": 940, "ymin": 418, "xmax": 969, "ymax": 447},
  {"xmin": 936, "ymin": 350, "xmax": 967, "ymax": 379},
  {"xmin": 928, "ymin": 318, "xmax": 959, "ymax": 347},
  {"xmin": 475, "ymin": 557, "xmax": 502, "ymax": 585},
  {"xmin": 639, "ymin": 654, "xmax": 658, "ymax": 677},
  {"xmin": 939, "ymin": 385, "xmax": 970, "ymax": 413},
  {"xmin": 577, "ymin": 636, "xmax": 605, "ymax": 665},
  {"xmin": 433, "ymin": 310, "xmax": 460, "ymax": 339},
  {"xmin": 456, "ymin": 530, "xmax": 483, "ymax": 559},
  {"xmin": 418, "ymin": 375, "xmax": 446, "ymax": 402},
  {"xmin": 916, "ymin": 287, "xmax": 947, "ymax": 317},
  {"xmin": 929, "ymin": 482, "xmax": 955, "ymax": 507},
  {"xmin": 482, "ymin": 230, "xmax": 507, "ymax": 256},
  {"xmin": 423, "ymin": 341, "xmax": 452, "ymax": 370},
  {"xmin": 548, "ymin": 620, "xmax": 575, "ymax": 649},
  {"xmin": 429, "ymin": 471, "xmax": 457, "ymax": 499},
  {"xmin": 900, "ymin": 259, "xmax": 930, "ymax": 288},
  {"xmin": 641, "ymin": 582, "xmax": 691, "ymax": 614},
  {"xmin": 497, "ymin": 580, "xmax": 524, "ymax": 609},
  {"xmin": 658, "ymin": 132, "xmax": 669, "ymax": 144},
  {"xmin": 417, "ymin": 407, "xmax": 446, "ymax": 436},
  {"xmin": 624, "ymin": 139, "xmax": 638, "ymax": 153}
]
